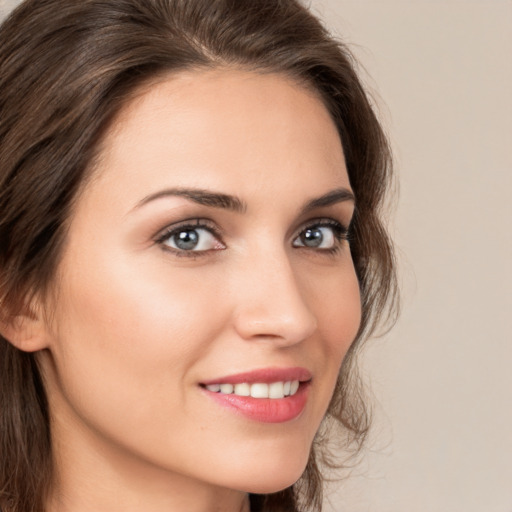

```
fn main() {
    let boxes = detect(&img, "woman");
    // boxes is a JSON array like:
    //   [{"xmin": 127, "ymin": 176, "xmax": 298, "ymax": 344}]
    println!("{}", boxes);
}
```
[{"xmin": 0, "ymin": 0, "xmax": 397, "ymax": 511}]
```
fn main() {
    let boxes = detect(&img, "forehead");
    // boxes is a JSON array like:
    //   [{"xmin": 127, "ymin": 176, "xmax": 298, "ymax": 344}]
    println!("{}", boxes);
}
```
[{"xmin": 90, "ymin": 68, "xmax": 350, "ymax": 208}]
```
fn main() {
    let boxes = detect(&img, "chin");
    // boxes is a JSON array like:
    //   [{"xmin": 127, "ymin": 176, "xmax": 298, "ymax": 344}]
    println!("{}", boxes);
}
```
[
  {"xmin": 242, "ymin": 469, "xmax": 306, "ymax": 495},
  {"xmin": 231, "ymin": 450, "xmax": 311, "ymax": 495}
]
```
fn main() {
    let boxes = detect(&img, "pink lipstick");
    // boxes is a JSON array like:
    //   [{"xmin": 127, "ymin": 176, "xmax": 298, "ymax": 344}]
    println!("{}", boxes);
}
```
[{"xmin": 200, "ymin": 367, "xmax": 311, "ymax": 423}]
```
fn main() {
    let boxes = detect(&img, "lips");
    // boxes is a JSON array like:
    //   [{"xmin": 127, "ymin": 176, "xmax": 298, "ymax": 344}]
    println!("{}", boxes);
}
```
[
  {"xmin": 200, "ymin": 367, "xmax": 311, "ymax": 423},
  {"xmin": 201, "ymin": 366, "xmax": 311, "ymax": 386}
]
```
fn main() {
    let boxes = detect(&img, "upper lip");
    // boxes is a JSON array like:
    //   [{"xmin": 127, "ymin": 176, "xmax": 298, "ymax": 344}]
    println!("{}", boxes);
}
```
[{"xmin": 200, "ymin": 367, "xmax": 312, "ymax": 386}]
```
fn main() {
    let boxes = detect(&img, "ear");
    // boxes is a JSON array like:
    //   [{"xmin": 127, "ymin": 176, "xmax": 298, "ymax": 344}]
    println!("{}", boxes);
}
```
[{"xmin": 0, "ymin": 300, "xmax": 50, "ymax": 352}]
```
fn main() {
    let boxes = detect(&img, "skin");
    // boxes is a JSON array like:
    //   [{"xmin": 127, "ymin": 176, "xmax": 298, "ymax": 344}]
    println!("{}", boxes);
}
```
[{"xmin": 28, "ymin": 69, "xmax": 361, "ymax": 512}]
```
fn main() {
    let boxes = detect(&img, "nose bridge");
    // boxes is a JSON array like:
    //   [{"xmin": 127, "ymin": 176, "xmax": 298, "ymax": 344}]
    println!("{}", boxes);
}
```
[{"xmin": 231, "ymin": 244, "xmax": 318, "ymax": 345}]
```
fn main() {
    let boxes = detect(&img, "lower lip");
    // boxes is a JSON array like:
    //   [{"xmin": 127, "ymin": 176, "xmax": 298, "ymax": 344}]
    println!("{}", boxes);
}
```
[{"xmin": 202, "ymin": 383, "xmax": 309, "ymax": 423}]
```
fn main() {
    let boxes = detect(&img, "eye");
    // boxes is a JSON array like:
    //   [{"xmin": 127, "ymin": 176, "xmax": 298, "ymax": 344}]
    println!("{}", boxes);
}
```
[
  {"xmin": 157, "ymin": 222, "xmax": 225, "ymax": 254},
  {"xmin": 292, "ymin": 220, "xmax": 348, "ymax": 251}
]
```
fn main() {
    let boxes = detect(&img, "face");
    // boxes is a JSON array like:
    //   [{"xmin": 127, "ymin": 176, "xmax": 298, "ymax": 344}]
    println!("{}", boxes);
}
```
[{"xmin": 39, "ymin": 69, "xmax": 361, "ymax": 503}]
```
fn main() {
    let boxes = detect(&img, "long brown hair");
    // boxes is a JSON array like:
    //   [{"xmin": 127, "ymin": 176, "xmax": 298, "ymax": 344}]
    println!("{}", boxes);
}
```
[{"xmin": 0, "ymin": 1, "xmax": 398, "ymax": 511}]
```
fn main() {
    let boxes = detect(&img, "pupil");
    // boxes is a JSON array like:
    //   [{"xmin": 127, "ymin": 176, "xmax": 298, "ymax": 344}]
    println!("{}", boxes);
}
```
[
  {"xmin": 175, "ymin": 229, "xmax": 199, "ymax": 250},
  {"xmin": 302, "ymin": 228, "xmax": 323, "ymax": 247}
]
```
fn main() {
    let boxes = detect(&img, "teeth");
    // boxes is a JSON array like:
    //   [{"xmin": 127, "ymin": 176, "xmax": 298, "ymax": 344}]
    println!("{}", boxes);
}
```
[
  {"xmin": 206, "ymin": 380, "xmax": 300, "ymax": 399},
  {"xmin": 234, "ymin": 383, "xmax": 250, "ymax": 396},
  {"xmin": 269, "ymin": 381, "xmax": 284, "ymax": 399},
  {"xmin": 219, "ymin": 384, "xmax": 234, "ymax": 394},
  {"xmin": 250, "ymin": 383, "xmax": 268, "ymax": 398}
]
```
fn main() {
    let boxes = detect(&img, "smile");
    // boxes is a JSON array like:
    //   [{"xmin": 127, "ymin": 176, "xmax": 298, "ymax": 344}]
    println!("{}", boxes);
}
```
[
  {"xmin": 204, "ymin": 380, "xmax": 300, "ymax": 399},
  {"xmin": 200, "ymin": 367, "xmax": 311, "ymax": 423}
]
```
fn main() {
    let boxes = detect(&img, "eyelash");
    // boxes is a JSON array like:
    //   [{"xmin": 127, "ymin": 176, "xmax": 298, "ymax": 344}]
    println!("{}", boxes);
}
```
[
  {"xmin": 155, "ymin": 219, "xmax": 224, "ymax": 258},
  {"xmin": 293, "ymin": 219, "xmax": 350, "ymax": 255},
  {"xmin": 154, "ymin": 218, "xmax": 351, "ymax": 258}
]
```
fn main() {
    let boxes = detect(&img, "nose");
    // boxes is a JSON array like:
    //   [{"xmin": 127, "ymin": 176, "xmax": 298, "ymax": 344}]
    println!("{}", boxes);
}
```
[{"xmin": 231, "ymin": 250, "xmax": 318, "ymax": 347}]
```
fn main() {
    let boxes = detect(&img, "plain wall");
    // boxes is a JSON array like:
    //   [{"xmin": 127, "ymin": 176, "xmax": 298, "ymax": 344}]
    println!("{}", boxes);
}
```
[{"xmin": 1, "ymin": 1, "xmax": 511, "ymax": 511}]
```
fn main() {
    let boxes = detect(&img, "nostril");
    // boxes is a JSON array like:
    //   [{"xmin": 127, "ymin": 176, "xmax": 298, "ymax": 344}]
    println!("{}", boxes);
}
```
[{"xmin": 232, "ymin": 307, "xmax": 317, "ymax": 346}]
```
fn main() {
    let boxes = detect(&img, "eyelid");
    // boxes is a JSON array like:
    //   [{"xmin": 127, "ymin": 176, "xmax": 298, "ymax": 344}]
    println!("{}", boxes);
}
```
[
  {"xmin": 152, "ymin": 216, "xmax": 351, "ymax": 258},
  {"xmin": 154, "ymin": 218, "xmax": 225, "ymax": 254},
  {"xmin": 291, "ymin": 217, "xmax": 351, "ymax": 253},
  {"xmin": 293, "ymin": 217, "xmax": 350, "ymax": 240}
]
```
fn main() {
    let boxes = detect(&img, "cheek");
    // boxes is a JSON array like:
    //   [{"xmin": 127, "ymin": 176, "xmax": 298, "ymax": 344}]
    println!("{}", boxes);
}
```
[
  {"xmin": 298, "ymin": 261, "xmax": 361, "ymax": 427},
  {"xmin": 326, "ymin": 279, "xmax": 361, "ymax": 359},
  {"xmin": 47, "ymin": 252, "xmax": 228, "ymax": 426},
  {"xmin": 56, "ymin": 249, "xmax": 222, "ymax": 356},
  {"xmin": 308, "ymin": 262, "xmax": 362, "ymax": 360}
]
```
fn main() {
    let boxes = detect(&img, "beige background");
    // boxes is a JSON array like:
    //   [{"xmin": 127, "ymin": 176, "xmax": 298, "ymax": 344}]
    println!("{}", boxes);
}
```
[{"xmin": 1, "ymin": 0, "xmax": 511, "ymax": 511}]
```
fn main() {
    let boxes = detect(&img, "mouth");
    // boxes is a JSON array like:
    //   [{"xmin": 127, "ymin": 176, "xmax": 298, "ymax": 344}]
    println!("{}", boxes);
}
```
[
  {"xmin": 202, "ymin": 380, "xmax": 301, "ymax": 399},
  {"xmin": 199, "ymin": 367, "xmax": 312, "ymax": 423}
]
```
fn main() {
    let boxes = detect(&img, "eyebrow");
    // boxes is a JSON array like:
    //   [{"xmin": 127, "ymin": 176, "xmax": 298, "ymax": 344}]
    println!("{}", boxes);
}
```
[
  {"xmin": 300, "ymin": 188, "xmax": 355, "ymax": 214},
  {"xmin": 134, "ymin": 188, "xmax": 247, "ymax": 213},
  {"xmin": 133, "ymin": 186, "xmax": 354, "ymax": 214}
]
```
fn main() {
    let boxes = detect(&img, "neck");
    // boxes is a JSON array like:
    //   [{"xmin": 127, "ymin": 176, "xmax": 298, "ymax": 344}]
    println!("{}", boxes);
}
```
[
  {"xmin": 47, "ymin": 460, "xmax": 250, "ymax": 512},
  {"xmin": 46, "ymin": 412, "xmax": 250, "ymax": 512},
  {"xmin": 47, "ymin": 491, "xmax": 250, "ymax": 512}
]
